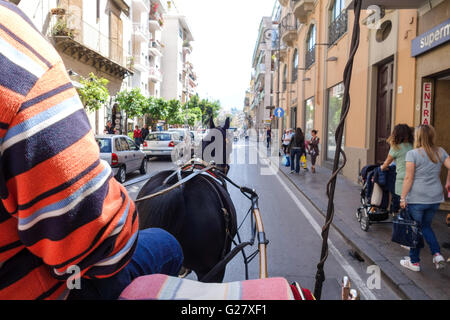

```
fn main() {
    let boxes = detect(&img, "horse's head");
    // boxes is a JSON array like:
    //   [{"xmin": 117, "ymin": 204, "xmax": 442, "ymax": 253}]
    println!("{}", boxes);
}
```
[{"xmin": 201, "ymin": 117, "xmax": 233, "ymax": 175}]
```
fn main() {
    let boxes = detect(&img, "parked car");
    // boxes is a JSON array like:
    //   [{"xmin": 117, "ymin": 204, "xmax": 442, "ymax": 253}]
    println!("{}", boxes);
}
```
[
  {"xmin": 95, "ymin": 134, "xmax": 148, "ymax": 184},
  {"xmin": 168, "ymin": 128, "xmax": 195, "ymax": 157},
  {"xmin": 141, "ymin": 131, "xmax": 182, "ymax": 160}
]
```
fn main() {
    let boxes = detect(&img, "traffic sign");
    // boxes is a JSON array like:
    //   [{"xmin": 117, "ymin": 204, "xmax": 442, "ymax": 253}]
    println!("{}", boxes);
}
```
[{"xmin": 274, "ymin": 107, "xmax": 284, "ymax": 118}]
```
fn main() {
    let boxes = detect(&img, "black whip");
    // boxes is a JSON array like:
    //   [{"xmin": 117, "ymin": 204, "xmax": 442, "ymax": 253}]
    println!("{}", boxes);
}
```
[{"xmin": 313, "ymin": 0, "xmax": 363, "ymax": 300}]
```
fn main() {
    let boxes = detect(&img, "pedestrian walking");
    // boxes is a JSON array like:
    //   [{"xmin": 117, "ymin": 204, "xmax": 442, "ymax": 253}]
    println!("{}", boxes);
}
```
[
  {"xmin": 266, "ymin": 127, "xmax": 272, "ymax": 149},
  {"xmin": 380, "ymin": 124, "xmax": 414, "ymax": 213},
  {"xmin": 399, "ymin": 125, "xmax": 450, "ymax": 272},
  {"xmin": 282, "ymin": 129, "xmax": 292, "ymax": 155},
  {"xmin": 288, "ymin": 128, "xmax": 306, "ymax": 174},
  {"xmin": 308, "ymin": 130, "xmax": 320, "ymax": 174},
  {"xmin": 134, "ymin": 125, "xmax": 142, "ymax": 146},
  {"xmin": 104, "ymin": 120, "xmax": 115, "ymax": 134},
  {"xmin": 141, "ymin": 125, "xmax": 149, "ymax": 142}
]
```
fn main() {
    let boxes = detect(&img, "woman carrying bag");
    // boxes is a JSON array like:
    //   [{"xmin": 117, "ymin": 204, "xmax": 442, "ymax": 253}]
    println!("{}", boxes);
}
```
[
  {"xmin": 399, "ymin": 125, "xmax": 450, "ymax": 271},
  {"xmin": 288, "ymin": 128, "xmax": 306, "ymax": 174}
]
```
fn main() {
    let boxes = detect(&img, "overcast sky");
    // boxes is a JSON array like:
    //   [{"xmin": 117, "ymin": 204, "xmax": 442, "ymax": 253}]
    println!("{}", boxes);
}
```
[{"xmin": 174, "ymin": 0, "xmax": 276, "ymax": 111}]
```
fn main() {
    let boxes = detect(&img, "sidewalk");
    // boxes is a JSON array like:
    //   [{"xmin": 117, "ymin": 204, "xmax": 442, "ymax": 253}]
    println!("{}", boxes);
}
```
[{"xmin": 274, "ymin": 154, "xmax": 450, "ymax": 300}]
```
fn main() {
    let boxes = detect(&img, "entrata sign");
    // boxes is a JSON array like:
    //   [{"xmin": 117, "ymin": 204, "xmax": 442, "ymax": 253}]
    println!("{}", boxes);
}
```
[
  {"xmin": 412, "ymin": 19, "xmax": 450, "ymax": 57},
  {"xmin": 422, "ymin": 82, "xmax": 432, "ymax": 125}
]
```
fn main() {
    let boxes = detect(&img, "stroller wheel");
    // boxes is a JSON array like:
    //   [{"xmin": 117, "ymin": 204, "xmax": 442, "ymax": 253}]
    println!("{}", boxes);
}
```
[
  {"xmin": 360, "ymin": 208, "xmax": 370, "ymax": 231},
  {"xmin": 360, "ymin": 215, "xmax": 370, "ymax": 232}
]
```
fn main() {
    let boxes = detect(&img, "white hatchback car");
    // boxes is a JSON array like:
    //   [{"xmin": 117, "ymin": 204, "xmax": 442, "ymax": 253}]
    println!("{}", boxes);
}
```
[{"xmin": 141, "ymin": 131, "xmax": 182, "ymax": 159}]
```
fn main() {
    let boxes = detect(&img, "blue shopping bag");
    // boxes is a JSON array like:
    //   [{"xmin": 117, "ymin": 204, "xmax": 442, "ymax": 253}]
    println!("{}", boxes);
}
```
[{"xmin": 282, "ymin": 155, "xmax": 290, "ymax": 167}]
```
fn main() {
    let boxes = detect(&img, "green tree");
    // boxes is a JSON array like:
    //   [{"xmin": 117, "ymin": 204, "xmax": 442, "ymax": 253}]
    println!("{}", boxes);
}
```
[
  {"xmin": 166, "ymin": 99, "xmax": 183, "ymax": 126},
  {"xmin": 186, "ymin": 107, "xmax": 202, "ymax": 127},
  {"xmin": 78, "ymin": 73, "xmax": 109, "ymax": 113},
  {"xmin": 142, "ymin": 97, "xmax": 169, "ymax": 130},
  {"xmin": 115, "ymin": 88, "xmax": 147, "ymax": 134}
]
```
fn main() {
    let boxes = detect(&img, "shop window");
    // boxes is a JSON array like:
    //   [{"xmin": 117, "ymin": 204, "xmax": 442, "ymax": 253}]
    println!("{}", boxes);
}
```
[
  {"xmin": 304, "ymin": 97, "xmax": 315, "ymax": 140},
  {"xmin": 326, "ymin": 83, "xmax": 345, "ymax": 161}
]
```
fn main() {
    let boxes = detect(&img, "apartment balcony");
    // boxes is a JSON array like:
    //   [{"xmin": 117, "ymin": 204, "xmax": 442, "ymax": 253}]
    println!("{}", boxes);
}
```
[
  {"xmin": 255, "ymin": 63, "xmax": 266, "ymax": 82},
  {"xmin": 328, "ymin": 11, "xmax": 348, "ymax": 46},
  {"xmin": 280, "ymin": 13, "xmax": 298, "ymax": 47},
  {"xmin": 149, "ymin": 40, "xmax": 162, "ymax": 56},
  {"xmin": 49, "ymin": 15, "xmax": 132, "ymax": 79},
  {"xmin": 149, "ymin": 67, "xmax": 162, "ymax": 82},
  {"xmin": 133, "ymin": 0, "xmax": 150, "ymax": 13},
  {"xmin": 133, "ymin": 23, "xmax": 150, "ymax": 42},
  {"xmin": 292, "ymin": 0, "xmax": 314, "ymax": 24},
  {"xmin": 149, "ymin": 11, "xmax": 163, "ymax": 31},
  {"xmin": 305, "ymin": 46, "xmax": 315, "ymax": 69},
  {"xmin": 347, "ymin": 0, "xmax": 424, "ymax": 9},
  {"xmin": 133, "ymin": 54, "xmax": 150, "ymax": 72},
  {"xmin": 278, "ymin": 0, "xmax": 289, "ymax": 6}
]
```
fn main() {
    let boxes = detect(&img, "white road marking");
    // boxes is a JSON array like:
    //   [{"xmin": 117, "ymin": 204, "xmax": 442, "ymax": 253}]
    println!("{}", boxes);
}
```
[{"xmin": 255, "ymin": 145, "xmax": 377, "ymax": 300}]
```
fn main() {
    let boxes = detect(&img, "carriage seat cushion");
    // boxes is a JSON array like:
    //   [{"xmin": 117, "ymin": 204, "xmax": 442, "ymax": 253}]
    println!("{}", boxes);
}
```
[{"xmin": 119, "ymin": 274, "xmax": 304, "ymax": 300}]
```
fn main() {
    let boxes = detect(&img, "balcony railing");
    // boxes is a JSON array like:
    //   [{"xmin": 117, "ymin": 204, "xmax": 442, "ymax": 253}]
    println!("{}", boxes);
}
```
[
  {"xmin": 149, "ymin": 40, "xmax": 162, "ymax": 56},
  {"xmin": 305, "ymin": 46, "xmax": 315, "ymax": 69},
  {"xmin": 328, "ymin": 11, "xmax": 348, "ymax": 46},
  {"xmin": 149, "ymin": 67, "xmax": 162, "ymax": 82},
  {"xmin": 280, "ymin": 13, "xmax": 298, "ymax": 47},
  {"xmin": 49, "ymin": 15, "xmax": 127, "ymax": 69},
  {"xmin": 255, "ymin": 63, "xmax": 266, "ymax": 81},
  {"xmin": 133, "ymin": 23, "xmax": 150, "ymax": 40}
]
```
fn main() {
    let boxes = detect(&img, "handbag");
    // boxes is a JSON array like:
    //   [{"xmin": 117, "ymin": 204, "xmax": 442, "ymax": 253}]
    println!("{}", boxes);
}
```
[{"xmin": 391, "ymin": 209, "xmax": 424, "ymax": 249}]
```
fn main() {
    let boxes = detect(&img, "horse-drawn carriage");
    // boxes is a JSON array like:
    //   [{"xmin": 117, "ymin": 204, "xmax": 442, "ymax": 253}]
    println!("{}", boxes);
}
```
[{"xmin": 118, "ymin": 119, "xmax": 360, "ymax": 301}]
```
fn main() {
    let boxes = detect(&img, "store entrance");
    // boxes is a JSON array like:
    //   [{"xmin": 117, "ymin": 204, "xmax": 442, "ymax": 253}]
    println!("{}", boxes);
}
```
[{"xmin": 433, "ymin": 73, "xmax": 450, "ymax": 210}]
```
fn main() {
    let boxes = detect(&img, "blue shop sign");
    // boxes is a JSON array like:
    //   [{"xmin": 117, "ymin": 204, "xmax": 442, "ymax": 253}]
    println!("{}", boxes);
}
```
[{"xmin": 412, "ymin": 18, "xmax": 450, "ymax": 57}]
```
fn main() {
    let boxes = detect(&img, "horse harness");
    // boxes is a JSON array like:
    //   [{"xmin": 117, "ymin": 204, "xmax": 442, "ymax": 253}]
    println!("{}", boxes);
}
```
[{"xmin": 135, "ymin": 160, "xmax": 237, "ymax": 261}]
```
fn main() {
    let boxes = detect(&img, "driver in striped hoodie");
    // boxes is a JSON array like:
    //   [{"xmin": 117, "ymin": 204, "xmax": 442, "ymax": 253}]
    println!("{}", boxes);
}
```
[{"xmin": 0, "ymin": 0, "xmax": 183, "ymax": 300}]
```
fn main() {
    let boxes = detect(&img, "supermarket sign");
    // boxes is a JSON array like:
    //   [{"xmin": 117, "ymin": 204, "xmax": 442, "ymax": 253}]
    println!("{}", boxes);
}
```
[
  {"xmin": 422, "ymin": 82, "xmax": 432, "ymax": 125},
  {"xmin": 412, "ymin": 19, "xmax": 450, "ymax": 57}
]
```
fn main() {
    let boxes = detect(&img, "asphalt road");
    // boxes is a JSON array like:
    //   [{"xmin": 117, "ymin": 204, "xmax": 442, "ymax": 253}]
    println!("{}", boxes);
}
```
[{"xmin": 123, "ymin": 140, "xmax": 401, "ymax": 300}]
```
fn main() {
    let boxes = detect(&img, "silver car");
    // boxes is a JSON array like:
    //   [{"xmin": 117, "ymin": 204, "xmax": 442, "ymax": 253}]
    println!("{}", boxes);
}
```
[
  {"xmin": 141, "ymin": 131, "xmax": 182, "ymax": 159},
  {"xmin": 96, "ymin": 134, "xmax": 148, "ymax": 184}
]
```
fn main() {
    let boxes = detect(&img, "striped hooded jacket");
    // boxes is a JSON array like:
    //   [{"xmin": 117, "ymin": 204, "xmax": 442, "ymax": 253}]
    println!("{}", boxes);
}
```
[{"xmin": 0, "ymin": 1, "xmax": 138, "ymax": 299}]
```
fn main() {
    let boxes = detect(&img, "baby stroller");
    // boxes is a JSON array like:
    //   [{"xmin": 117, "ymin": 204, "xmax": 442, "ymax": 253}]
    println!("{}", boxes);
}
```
[{"xmin": 356, "ymin": 164, "xmax": 398, "ymax": 231}]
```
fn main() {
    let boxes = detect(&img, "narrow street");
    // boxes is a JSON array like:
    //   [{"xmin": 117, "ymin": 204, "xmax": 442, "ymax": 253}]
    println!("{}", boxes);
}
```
[{"xmin": 125, "ymin": 139, "xmax": 401, "ymax": 300}]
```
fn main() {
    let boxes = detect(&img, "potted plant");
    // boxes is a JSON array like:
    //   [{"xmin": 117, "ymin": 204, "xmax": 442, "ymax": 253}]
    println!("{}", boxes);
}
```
[
  {"xmin": 51, "ymin": 7, "xmax": 66, "ymax": 15},
  {"xmin": 52, "ymin": 17, "xmax": 77, "ymax": 38}
]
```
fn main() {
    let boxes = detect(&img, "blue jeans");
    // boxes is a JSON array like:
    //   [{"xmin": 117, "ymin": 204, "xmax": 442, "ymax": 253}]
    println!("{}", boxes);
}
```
[
  {"xmin": 68, "ymin": 228, "xmax": 183, "ymax": 300},
  {"xmin": 408, "ymin": 203, "xmax": 441, "ymax": 264},
  {"xmin": 291, "ymin": 149, "xmax": 302, "ymax": 173}
]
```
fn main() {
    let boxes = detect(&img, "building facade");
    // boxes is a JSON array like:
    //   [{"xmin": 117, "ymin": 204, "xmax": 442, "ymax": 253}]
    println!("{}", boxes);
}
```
[
  {"xmin": 249, "ymin": 16, "xmax": 277, "ymax": 133},
  {"xmin": 410, "ymin": 0, "xmax": 450, "ymax": 209},
  {"xmin": 19, "ymin": 0, "xmax": 133, "ymax": 134},
  {"xmin": 270, "ymin": 0, "xmax": 418, "ymax": 183},
  {"xmin": 160, "ymin": 1, "xmax": 196, "ymax": 104}
]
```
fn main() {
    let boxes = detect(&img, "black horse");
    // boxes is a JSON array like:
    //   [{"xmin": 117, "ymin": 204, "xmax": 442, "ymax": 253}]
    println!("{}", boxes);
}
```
[{"xmin": 136, "ymin": 118, "xmax": 236, "ymax": 282}]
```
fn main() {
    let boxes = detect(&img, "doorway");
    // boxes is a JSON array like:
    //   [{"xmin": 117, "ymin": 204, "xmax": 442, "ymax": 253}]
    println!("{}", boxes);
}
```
[
  {"xmin": 433, "ymin": 73, "xmax": 450, "ymax": 209},
  {"xmin": 375, "ymin": 58, "xmax": 394, "ymax": 164}
]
